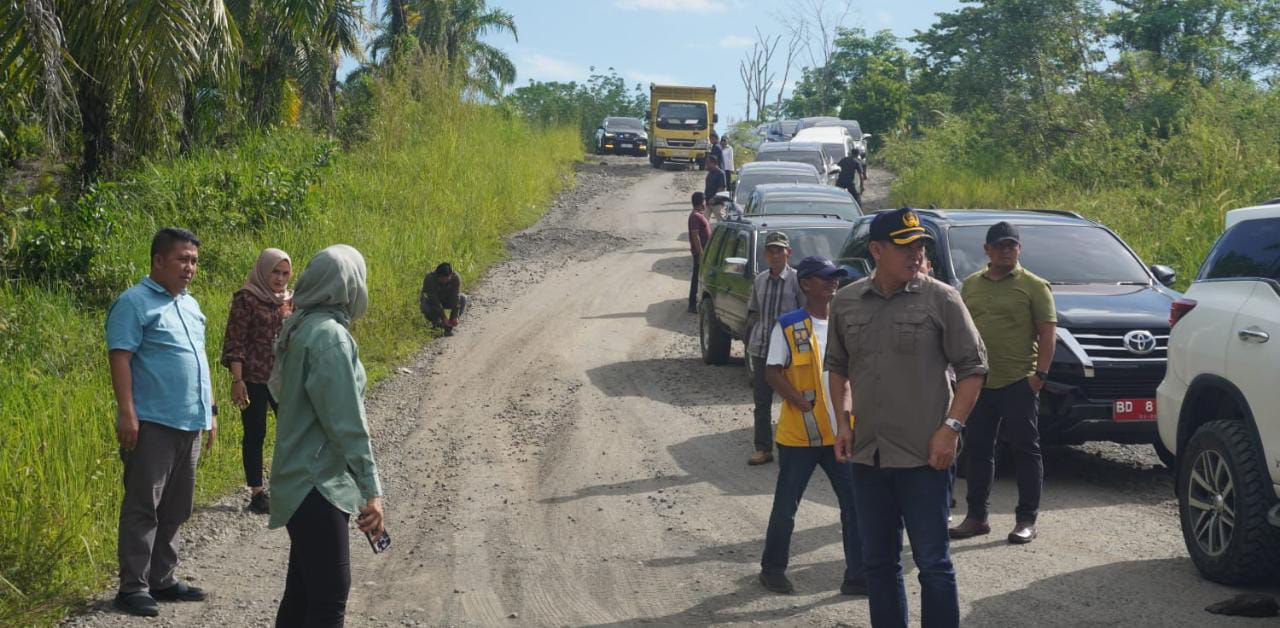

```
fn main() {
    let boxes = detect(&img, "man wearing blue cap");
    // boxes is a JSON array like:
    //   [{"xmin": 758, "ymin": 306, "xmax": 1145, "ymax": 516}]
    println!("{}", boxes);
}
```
[
  {"xmin": 826, "ymin": 208, "xmax": 988, "ymax": 628},
  {"xmin": 758, "ymin": 256, "xmax": 865, "ymax": 597}
]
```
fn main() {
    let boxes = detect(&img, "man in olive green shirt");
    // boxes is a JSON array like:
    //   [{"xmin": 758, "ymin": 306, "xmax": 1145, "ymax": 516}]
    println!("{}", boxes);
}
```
[{"xmin": 950, "ymin": 222, "xmax": 1057, "ymax": 545}]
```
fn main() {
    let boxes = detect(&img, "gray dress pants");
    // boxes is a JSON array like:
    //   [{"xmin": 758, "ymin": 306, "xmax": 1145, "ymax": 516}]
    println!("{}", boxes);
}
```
[{"xmin": 118, "ymin": 420, "xmax": 201, "ymax": 594}]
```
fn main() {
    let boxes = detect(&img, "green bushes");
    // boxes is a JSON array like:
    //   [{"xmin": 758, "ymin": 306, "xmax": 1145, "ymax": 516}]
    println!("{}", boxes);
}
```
[
  {"xmin": 0, "ymin": 64, "xmax": 581, "ymax": 626},
  {"xmin": 881, "ymin": 83, "xmax": 1280, "ymax": 287}
]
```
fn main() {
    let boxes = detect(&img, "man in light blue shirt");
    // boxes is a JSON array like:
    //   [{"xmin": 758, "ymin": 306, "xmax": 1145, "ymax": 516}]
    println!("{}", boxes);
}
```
[{"xmin": 105, "ymin": 227, "xmax": 217, "ymax": 617}]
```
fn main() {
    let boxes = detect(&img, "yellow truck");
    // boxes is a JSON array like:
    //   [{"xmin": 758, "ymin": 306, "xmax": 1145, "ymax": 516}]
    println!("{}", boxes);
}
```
[{"xmin": 649, "ymin": 83, "xmax": 717, "ymax": 169}]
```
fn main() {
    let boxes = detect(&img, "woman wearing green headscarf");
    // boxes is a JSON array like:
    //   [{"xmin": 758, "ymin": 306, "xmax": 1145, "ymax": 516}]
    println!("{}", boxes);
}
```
[{"xmin": 267, "ymin": 245, "xmax": 383, "ymax": 628}]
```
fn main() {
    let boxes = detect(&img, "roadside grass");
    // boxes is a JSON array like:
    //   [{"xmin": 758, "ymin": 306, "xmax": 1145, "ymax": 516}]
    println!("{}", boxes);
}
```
[
  {"xmin": 0, "ymin": 65, "xmax": 581, "ymax": 625},
  {"xmin": 881, "ymin": 90, "xmax": 1280, "ymax": 289}
]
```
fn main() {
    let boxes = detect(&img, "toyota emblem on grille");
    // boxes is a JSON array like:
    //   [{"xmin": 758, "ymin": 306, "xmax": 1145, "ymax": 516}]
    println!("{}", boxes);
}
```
[{"xmin": 1123, "ymin": 330, "xmax": 1157, "ymax": 355}]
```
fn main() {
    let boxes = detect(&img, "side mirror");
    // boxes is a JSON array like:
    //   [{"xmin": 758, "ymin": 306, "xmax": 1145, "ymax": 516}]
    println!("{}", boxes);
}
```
[
  {"xmin": 839, "ymin": 259, "xmax": 871, "ymax": 283},
  {"xmin": 863, "ymin": 133, "xmax": 873, "ymax": 140},
  {"xmin": 713, "ymin": 113, "xmax": 720, "ymax": 123},
  {"xmin": 829, "ymin": 166, "xmax": 842, "ymax": 175},
  {"xmin": 1151, "ymin": 264, "xmax": 1177, "ymax": 287},
  {"xmin": 723, "ymin": 256, "xmax": 748, "ymax": 275}
]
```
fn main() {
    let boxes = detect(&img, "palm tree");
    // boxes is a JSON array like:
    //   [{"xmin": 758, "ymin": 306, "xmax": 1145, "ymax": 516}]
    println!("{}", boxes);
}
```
[{"xmin": 415, "ymin": 0, "xmax": 518, "ymax": 98}]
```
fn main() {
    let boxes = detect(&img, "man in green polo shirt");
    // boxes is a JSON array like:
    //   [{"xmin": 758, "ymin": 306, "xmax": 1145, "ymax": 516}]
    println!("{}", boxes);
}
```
[{"xmin": 950, "ymin": 221, "xmax": 1057, "ymax": 545}]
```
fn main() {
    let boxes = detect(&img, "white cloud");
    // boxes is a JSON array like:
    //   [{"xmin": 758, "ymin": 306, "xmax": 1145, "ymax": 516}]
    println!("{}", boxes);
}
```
[
  {"xmin": 719, "ymin": 34, "xmax": 754, "ymax": 49},
  {"xmin": 627, "ymin": 70, "xmax": 679, "ymax": 86},
  {"xmin": 876, "ymin": 11, "xmax": 893, "ymax": 24},
  {"xmin": 614, "ymin": 0, "xmax": 727, "ymax": 13},
  {"xmin": 520, "ymin": 53, "xmax": 586, "ymax": 82}
]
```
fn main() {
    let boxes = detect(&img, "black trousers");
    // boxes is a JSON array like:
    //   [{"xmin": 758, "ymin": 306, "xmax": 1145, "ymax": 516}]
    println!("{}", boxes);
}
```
[
  {"xmin": 421, "ymin": 294, "xmax": 468, "ymax": 327},
  {"xmin": 276, "ymin": 489, "xmax": 351, "ymax": 628},
  {"xmin": 751, "ymin": 355, "xmax": 775, "ymax": 452},
  {"xmin": 964, "ymin": 378, "xmax": 1043, "ymax": 524},
  {"xmin": 688, "ymin": 254, "xmax": 701, "ymax": 311},
  {"xmin": 241, "ymin": 382, "xmax": 277, "ymax": 488}
]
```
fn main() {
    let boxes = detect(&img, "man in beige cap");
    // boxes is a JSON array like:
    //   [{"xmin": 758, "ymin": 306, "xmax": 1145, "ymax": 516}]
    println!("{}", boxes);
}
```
[{"xmin": 745, "ymin": 231, "xmax": 805, "ymax": 465}]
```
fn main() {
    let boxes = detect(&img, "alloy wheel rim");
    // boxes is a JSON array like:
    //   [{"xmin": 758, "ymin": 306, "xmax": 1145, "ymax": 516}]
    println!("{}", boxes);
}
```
[{"xmin": 1186, "ymin": 449, "xmax": 1236, "ymax": 557}]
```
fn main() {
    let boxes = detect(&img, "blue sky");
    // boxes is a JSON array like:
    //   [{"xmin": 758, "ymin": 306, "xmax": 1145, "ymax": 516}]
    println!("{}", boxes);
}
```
[{"xmin": 483, "ymin": 0, "xmax": 965, "ymax": 125}]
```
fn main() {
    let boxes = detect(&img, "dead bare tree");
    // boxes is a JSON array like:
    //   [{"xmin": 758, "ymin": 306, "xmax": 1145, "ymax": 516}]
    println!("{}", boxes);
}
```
[
  {"xmin": 780, "ymin": 0, "xmax": 853, "ymax": 115},
  {"xmin": 740, "ymin": 28, "xmax": 780, "ymax": 122},
  {"xmin": 774, "ymin": 25, "xmax": 805, "ymax": 118}
]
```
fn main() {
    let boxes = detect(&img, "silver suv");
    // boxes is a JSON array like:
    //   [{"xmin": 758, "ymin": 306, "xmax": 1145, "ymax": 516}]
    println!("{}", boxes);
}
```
[{"xmin": 1157, "ymin": 201, "xmax": 1280, "ymax": 584}]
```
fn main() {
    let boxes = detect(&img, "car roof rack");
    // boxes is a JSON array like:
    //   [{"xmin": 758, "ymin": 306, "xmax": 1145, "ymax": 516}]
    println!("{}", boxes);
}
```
[
  {"xmin": 1023, "ymin": 208, "xmax": 1085, "ymax": 220},
  {"xmin": 751, "ymin": 212, "xmax": 852, "ymax": 221},
  {"xmin": 1262, "ymin": 197, "xmax": 1280, "ymax": 206}
]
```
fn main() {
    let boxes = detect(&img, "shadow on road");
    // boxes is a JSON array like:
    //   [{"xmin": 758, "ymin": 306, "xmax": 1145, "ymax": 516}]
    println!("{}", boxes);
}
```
[
  {"xmin": 964, "ymin": 557, "xmax": 1251, "ymax": 627},
  {"xmin": 580, "ymin": 298, "xmax": 696, "ymax": 337},
  {"xmin": 586, "ymin": 356, "xmax": 748, "ymax": 407},
  {"xmin": 651, "ymin": 255, "xmax": 692, "ymax": 281}
]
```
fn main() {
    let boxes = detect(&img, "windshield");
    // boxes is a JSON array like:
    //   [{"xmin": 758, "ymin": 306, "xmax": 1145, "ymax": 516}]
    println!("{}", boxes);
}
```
[
  {"xmin": 755, "ymin": 227, "xmax": 851, "ymax": 271},
  {"xmin": 819, "ymin": 142, "xmax": 846, "ymax": 162},
  {"xmin": 756, "ymin": 150, "xmax": 825, "ymax": 174},
  {"xmin": 605, "ymin": 118, "xmax": 643, "ymax": 131},
  {"xmin": 777, "ymin": 120, "xmax": 799, "ymax": 135},
  {"xmin": 656, "ymin": 102, "xmax": 707, "ymax": 130},
  {"xmin": 734, "ymin": 173, "xmax": 820, "ymax": 204},
  {"xmin": 948, "ymin": 225, "xmax": 1151, "ymax": 284},
  {"xmin": 750, "ymin": 199, "xmax": 859, "ymax": 221}
]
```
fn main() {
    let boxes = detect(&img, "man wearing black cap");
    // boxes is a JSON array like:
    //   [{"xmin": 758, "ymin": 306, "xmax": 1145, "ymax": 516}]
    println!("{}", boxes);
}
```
[
  {"xmin": 758, "ymin": 256, "xmax": 865, "ymax": 596},
  {"xmin": 950, "ymin": 222, "xmax": 1056, "ymax": 545},
  {"xmin": 420, "ymin": 262, "xmax": 466, "ymax": 336},
  {"xmin": 826, "ymin": 208, "xmax": 988, "ymax": 628},
  {"xmin": 746, "ymin": 231, "xmax": 805, "ymax": 466}
]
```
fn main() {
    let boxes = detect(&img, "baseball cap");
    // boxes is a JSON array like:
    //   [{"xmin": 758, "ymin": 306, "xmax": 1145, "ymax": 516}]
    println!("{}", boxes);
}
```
[
  {"xmin": 764, "ymin": 231, "xmax": 790, "ymax": 248},
  {"xmin": 869, "ymin": 208, "xmax": 933, "ymax": 245},
  {"xmin": 985, "ymin": 221, "xmax": 1020, "ymax": 245},
  {"xmin": 795, "ymin": 256, "xmax": 849, "ymax": 280}
]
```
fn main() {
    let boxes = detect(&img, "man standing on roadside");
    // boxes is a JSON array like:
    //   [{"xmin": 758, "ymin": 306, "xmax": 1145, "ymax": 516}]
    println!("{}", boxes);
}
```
[
  {"xmin": 836, "ymin": 153, "xmax": 867, "ymax": 206},
  {"xmin": 827, "ymin": 208, "xmax": 987, "ymax": 628},
  {"xmin": 106, "ymin": 227, "xmax": 217, "ymax": 618},
  {"xmin": 708, "ymin": 131, "xmax": 724, "ymax": 171},
  {"xmin": 687, "ymin": 192, "xmax": 712, "ymax": 314},
  {"xmin": 704, "ymin": 155, "xmax": 727, "ymax": 202},
  {"xmin": 758, "ymin": 256, "xmax": 865, "ymax": 597},
  {"xmin": 719, "ymin": 135, "xmax": 736, "ymax": 188},
  {"xmin": 950, "ymin": 222, "xmax": 1056, "ymax": 545},
  {"xmin": 746, "ymin": 231, "xmax": 805, "ymax": 466},
  {"xmin": 420, "ymin": 262, "xmax": 467, "ymax": 336}
]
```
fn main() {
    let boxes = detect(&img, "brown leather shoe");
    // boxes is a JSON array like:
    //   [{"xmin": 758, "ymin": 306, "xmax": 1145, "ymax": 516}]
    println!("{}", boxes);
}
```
[
  {"xmin": 748, "ymin": 450, "xmax": 774, "ymax": 466},
  {"xmin": 948, "ymin": 518, "xmax": 991, "ymax": 539},
  {"xmin": 1008, "ymin": 522, "xmax": 1037, "ymax": 544}
]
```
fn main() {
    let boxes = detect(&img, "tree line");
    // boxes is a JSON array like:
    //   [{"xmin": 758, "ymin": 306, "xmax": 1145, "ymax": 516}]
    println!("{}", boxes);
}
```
[{"xmin": 0, "ymin": 0, "xmax": 520, "ymax": 185}]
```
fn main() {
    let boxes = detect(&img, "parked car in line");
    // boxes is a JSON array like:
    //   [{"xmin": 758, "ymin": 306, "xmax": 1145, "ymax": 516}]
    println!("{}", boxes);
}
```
[
  {"xmin": 793, "ymin": 126, "xmax": 856, "ymax": 172},
  {"xmin": 1156, "ymin": 201, "xmax": 1280, "ymax": 585},
  {"xmin": 814, "ymin": 119, "xmax": 870, "ymax": 160},
  {"xmin": 838, "ymin": 208, "xmax": 1181, "ymax": 456},
  {"xmin": 731, "ymin": 161, "xmax": 823, "ymax": 209},
  {"xmin": 754, "ymin": 141, "xmax": 839, "ymax": 184},
  {"xmin": 765, "ymin": 119, "xmax": 800, "ymax": 142},
  {"xmin": 595, "ymin": 117, "xmax": 648, "ymax": 156},
  {"xmin": 742, "ymin": 183, "xmax": 861, "ymax": 221},
  {"xmin": 795, "ymin": 116, "xmax": 841, "ymax": 133},
  {"xmin": 698, "ymin": 215, "xmax": 854, "ymax": 366}
]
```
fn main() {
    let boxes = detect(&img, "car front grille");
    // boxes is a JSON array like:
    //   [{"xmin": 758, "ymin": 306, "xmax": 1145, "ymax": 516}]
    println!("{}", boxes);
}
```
[
  {"xmin": 667, "ymin": 138, "xmax": 695, "ymax": 148},
  {"xmin": 1054, "ymin": 368, "xmax": 1165, "ymax": 400},
  {"xmin": 1068, "ymin": 327, "xmax": 1169, "ymax": 363}
]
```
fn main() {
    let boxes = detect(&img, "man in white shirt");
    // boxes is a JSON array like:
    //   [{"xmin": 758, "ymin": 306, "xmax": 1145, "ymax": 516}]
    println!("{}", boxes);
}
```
[{"xmin": 719, "ymin": 136, "xmax": 736, "ymax": 187}]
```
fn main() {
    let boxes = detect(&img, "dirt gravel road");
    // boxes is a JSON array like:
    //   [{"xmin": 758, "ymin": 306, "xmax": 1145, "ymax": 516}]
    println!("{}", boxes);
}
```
[{"xmin": 70, "ymin": 159, "xmax": 1259, "ymax": 627}]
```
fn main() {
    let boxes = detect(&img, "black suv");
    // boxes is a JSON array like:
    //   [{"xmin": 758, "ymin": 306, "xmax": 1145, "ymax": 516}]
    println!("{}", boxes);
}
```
[
  {"xmin": 698, "ymin": 215, "xmax": 853, "ymax": 367},
  {"xmin": 838, "ymin": 209, "xmax": 1182, "ymax": 459}
]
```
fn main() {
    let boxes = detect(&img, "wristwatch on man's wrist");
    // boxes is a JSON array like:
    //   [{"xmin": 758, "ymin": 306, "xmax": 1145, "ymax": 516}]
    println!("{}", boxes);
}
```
[
  {"xmin": 1035, "ymin": 370, "xmax": 1049, "ymax": 382},
  {"xmin": 943, "ymin": 417, "xmax": 964, "ymax": 433}
]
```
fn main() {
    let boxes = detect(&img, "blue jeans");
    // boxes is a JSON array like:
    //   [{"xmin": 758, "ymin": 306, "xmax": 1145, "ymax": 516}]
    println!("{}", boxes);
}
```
[
  {"xmin": 851, "ymin": 461, "xmax": 958, "ymax": 628},
  {"xmin": 761, "ymin": 445, "xmax": 863, "ymax": 583}
]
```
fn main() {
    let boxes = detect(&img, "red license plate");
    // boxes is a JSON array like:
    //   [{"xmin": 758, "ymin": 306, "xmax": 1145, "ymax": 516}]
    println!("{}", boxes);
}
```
[{"xmin": 1114, "ymin": 399, "xmax": 1157, "ymax": 421}]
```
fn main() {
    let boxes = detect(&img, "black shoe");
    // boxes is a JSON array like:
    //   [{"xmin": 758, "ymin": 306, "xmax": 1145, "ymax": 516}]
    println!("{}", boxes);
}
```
[
  {"xmin": 443, "ymin": 327, "xmax": 454, "ymax": 337},
  {"xmin": 840, "ymin": 575, "xmax": 869, "ymax": 596},
  {"xmin": 151, "ymin": 581, "xmax": 207, "ymax": 602},
  {"xmin": 758, "ymin": 571, "xmax": 795, "ymax": 594},
  {"xmin": 113, "ymin": 592, "xmax": 159, "ymax": 617},
  {"xmin": 248, "ymin": 491, "xmax": 270, "ymax": 515}
]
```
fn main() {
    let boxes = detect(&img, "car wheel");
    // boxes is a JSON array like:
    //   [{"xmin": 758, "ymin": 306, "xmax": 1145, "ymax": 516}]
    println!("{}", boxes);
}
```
[
  {"xmin": 1154, "ymin": 439, "xmax": 1176, "ymax": 470},
  {"xmin": 1177, "ymin": 420, "xmax": 1280, "ymax": 584},
  {"xmin": 699, "ymin": 299, "xmax": 731, "ymax": 365}
]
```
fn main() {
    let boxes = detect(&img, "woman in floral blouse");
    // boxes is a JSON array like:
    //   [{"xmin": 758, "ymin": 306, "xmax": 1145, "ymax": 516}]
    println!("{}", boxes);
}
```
[{"xmin": 222, "ymin": 248, "xmax": 293, "ymax": 514}]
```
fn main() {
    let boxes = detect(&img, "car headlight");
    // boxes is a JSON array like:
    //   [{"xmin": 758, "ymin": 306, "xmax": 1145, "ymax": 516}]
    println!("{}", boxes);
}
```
[
  {"xmin": 654, "ymin": 137, "xmax": 667, "ymax": 147},
  {"xmin": 604, "ymin": 133, "xmax": 615, "ymax": 138}
]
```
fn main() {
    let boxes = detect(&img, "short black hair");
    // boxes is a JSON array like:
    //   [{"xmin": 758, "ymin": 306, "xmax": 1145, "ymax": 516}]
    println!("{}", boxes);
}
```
[
  {"xmin": 691, "ymin": 192, "xmax": 705, "ymax": 207},
  {"xmin": 150, "ymin": 227, "xmax": 200, "ymax": 259},
  {"xmin": 435, "ymin": 262, "xmax": 454, "ymax": 277},
  {"xmin": 707, "ymin": 155, "xmax": 719, "ymax": 165}
]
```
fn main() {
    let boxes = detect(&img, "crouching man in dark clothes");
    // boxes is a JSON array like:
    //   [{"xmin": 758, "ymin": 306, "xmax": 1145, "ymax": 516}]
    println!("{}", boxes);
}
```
[{"xmin": 420, "ymin": 262, "xmax": 467, "ymax": 336}]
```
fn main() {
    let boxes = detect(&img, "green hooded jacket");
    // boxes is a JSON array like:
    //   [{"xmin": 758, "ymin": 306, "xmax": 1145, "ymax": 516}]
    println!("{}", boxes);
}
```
[{"xmin": 267, "ymin": 245, "xmax": 382, "ymax": 529}]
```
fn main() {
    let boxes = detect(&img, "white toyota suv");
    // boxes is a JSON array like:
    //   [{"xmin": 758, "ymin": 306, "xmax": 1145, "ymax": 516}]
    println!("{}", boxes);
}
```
[{"xmin": 1157, "ymin": 201, "xmax": 1280, "ymax": 584}]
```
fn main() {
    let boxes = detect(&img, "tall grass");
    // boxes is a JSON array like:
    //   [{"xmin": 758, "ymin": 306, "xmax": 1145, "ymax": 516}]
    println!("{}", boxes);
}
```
[
  {"xmin": 0, "ymin": 64, "xmax": 582, "ymax": 625},
  {"xmin": 881, "ymin": 87, "xmax": 1280, "ymax": 286}
]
